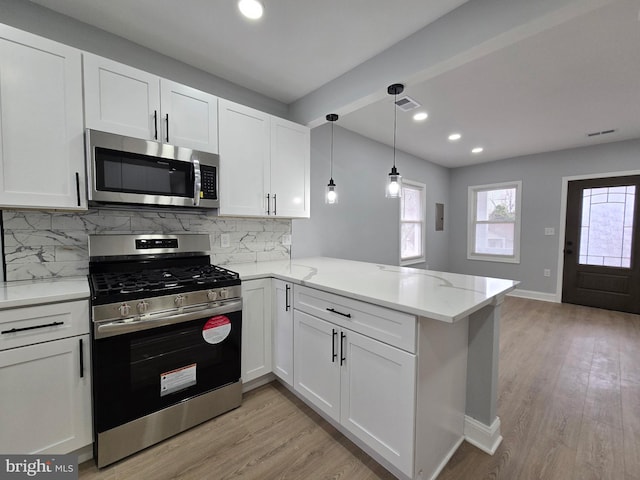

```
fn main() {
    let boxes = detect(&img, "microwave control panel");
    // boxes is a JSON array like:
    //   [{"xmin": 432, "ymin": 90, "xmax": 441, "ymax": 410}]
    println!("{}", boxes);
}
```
[{"xmin": 200, "ymin": 165, "xmax": 217, "ymax": 200}]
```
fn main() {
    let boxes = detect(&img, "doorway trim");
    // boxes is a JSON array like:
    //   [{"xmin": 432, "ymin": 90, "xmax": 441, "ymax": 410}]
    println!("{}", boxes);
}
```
[{"xmin": 556, "ymin": 168, "xmax": 640, "ymax": 302}]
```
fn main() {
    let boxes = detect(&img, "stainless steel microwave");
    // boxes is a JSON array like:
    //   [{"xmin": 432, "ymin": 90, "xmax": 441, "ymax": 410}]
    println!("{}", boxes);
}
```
[{"xmin": 85, "ymin": 129, "xmax": 219, "ymax": 209}]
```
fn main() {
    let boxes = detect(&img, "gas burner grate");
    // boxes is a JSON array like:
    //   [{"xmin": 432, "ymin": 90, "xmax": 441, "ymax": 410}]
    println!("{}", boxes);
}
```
[{"xmin": 89, "ymin": 264, "xmax": 240, "ymax": 303}]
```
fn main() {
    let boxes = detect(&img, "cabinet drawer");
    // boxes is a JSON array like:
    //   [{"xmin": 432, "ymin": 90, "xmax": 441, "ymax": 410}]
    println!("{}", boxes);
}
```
[
  {"xmin": 0, "ymin": 301, "xmax": 89, "ymax": 351},
  {"xmin": 293, "ymin": 286, "xmax": 416, "ymax": 353}
]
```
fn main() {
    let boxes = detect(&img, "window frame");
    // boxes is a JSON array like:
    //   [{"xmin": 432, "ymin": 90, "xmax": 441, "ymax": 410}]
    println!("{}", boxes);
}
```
[
  {"xmin": 467, "ymin": 180, "xmax": 522, "ymax": 264},
  {"xmin": 400, "ymin": 179, "xmax": 426, "ymax": 266}
]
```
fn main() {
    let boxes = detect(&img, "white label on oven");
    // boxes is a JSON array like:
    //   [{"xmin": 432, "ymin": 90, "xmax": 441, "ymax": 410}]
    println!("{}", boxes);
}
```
[
  {"xmin": 202, "ymin": 315, "xmax": 231, "ymax": 344},
  {"xmin": 160, "ymin": 363, "xmax": 197, "ymax": 397}
]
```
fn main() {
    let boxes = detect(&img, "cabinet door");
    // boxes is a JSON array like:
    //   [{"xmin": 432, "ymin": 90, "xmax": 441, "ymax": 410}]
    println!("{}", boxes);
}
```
[
  {"xmin": 83, "ymin": 53, "xmax": 160, "ymax": 140},
  {"xmin": 218, "ymin": 99, "xmax": 270, "ymax": 216},
  {"xmin": 0, "ymin": 26, "xmax": 85, "ymax": 210},
  {"xmin": 270, "ymin": 117, "xmax": 310, "ymax": 218},
  {"xmin": 272, "ymin": 280, "xmax": 293, "ymax": 385},
  {"xmin": 0, "ymin": 334, "xmax": 92, "ymax": 454},
  {"xmin": 241, "ymin": 279, "xmax": 272, "ymax": 382},
  {"xmin": 340, "ymin": 330, "xmax": 416, "ymax": 477},
  {"xmin": 160, "ymin": 79, "xmax": 218, "ymax": 153},
  {"xmin": 293, "ymin": 310, "xmax": 340, "ymax": 421}
]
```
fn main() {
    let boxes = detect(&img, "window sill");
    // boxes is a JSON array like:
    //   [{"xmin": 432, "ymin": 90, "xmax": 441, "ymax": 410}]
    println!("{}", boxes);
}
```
[
  {"xmin": 401, "ymin": 257, "xmax": 426, "ymax": 267},
  {"xmin": 467, "ymin": 253, "xmax": 520, "ymax": 264}
]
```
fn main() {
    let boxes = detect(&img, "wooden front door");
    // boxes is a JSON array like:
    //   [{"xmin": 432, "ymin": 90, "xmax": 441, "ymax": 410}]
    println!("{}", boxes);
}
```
[{"xmin": 562, "ymin": 175, "xmax": 640, "ymax": 313}]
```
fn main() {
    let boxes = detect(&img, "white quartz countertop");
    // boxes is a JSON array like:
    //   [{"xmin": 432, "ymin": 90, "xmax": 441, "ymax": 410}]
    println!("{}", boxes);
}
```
[
  {"xmin": 227, "ymin": 257, "xmax": 518, "ymax": 323},
  {"xmin": 0, "ymin": 276, "xmax": 90, "ymax": 310}
]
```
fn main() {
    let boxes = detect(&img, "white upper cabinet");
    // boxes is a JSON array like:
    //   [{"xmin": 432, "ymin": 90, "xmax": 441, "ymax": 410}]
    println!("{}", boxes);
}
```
[
  {"xmin": 0, "ymin": 25, "xmax": 86, "ymax": 210},
  {"xmin": 83, "ymin": 54, "xmax": 218, "ymax": 153},
  {"xmin": 270, "ymin": 117, "xmax": 311, "ymax": 218},
  {"xmin": 218, "ymin": 98, "xmax": 310, "ymax": 218},
  {"xmin": 218, "ymin": 100, "xmax": 270, "ymax": 216},
  {"xmin": 83, "ymin": 54, "xmax": 160, "ymax": 141},
  {"xmin": 160, "ymin": 80, "xmax": 219, "ymax": 153}
]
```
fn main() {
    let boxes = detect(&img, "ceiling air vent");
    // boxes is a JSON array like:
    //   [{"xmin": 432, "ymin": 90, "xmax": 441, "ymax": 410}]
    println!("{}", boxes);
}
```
[
  {"xmin": 395, "ymin": 96, "xmax": 421, "ymax": 112},
  {"xmin": 587, "ymin": 129, "xmax": 616, "ymax": 137}
]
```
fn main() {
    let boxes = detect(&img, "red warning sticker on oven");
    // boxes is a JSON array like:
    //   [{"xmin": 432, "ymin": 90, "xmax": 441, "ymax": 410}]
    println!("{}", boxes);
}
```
[{"xmin": 202, "ymin": 315, "xmax": 231, "ymax": 344}]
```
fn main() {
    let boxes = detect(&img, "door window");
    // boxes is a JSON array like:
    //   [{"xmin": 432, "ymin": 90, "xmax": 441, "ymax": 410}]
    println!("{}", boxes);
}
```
[{"xmin": 579, "ymin": 186, "xmax": 635, "ymax": 267}]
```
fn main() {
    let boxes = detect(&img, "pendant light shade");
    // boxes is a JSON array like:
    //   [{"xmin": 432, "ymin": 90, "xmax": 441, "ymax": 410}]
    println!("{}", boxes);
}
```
[
  {"xmin": 386, "ymin": 83, "xmax": 404, "ymax": 198},
  {"xmin": 325, "ymin": 113, "xmax": 339, "ymax": 204}
]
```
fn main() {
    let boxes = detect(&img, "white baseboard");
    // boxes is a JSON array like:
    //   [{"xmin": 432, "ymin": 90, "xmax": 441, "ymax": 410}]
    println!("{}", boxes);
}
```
[
  {"xmin": 464, "ymin": 416, "xmax": 502, "ymax": 454},
  {"xmin": 242, "ymin": 373, "xmax": 275, "ymax": 393},
  {"xmin": 507, "ymin": 288, "xmax": 558, "ymax": 303},
  {"xmin": 424, "ymin": 436, "xmax": 465, "ymax": 480},
  {"xmin": 73, "ymin": 444, "xmax": 93, "ymax": 464}
]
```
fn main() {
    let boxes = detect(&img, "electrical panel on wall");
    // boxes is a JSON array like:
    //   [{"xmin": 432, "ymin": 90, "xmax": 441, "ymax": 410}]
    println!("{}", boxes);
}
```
[{"xmin": 435, "ymin": 203, "xmax": 444, "ymax": 231}]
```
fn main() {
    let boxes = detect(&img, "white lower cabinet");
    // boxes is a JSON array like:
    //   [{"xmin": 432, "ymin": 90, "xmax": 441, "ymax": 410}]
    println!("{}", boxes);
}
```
[
  {"xmin": 241, "ymin": 279, "xmax": 272, "ymax": 383},
  {"xmin": 293, "ymin": 309, "xmax": 416, "ymax": 477},
  {"xmin": 293, "ymin": 311, "xmax": 341, "ymax": 419},
  {"xmin": 272, "ymin": 279, "xmax": 293, "ymax": 385},
  {"xmin": 0, "ymin": 301, "xmax": 91, "ymax": 454}
]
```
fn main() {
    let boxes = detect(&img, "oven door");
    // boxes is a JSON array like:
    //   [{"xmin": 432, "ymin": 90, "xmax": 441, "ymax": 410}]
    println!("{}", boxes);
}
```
[{"xmin": 92, "ymin": 302, "xmax": 241, "ymax": 434}]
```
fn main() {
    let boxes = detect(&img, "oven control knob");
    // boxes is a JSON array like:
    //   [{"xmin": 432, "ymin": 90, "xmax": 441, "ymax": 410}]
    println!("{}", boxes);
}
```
[
  {"xmin": 207, "ymin": 290, "xmax": 218, "ymax": 301},
  {"xmin": 118, "ymin": 303, "xmax": 131, "ymax": 317},
  {"xmin": 137, "ymin": 301, "xmax": 149, "ymax": 314},
  {"xmin": 220, "ymin": 288, "xmax": 229, "ymax": 299},
  {"xmin": 174, "ymin": 295, "xmax": 185, "ymax": 307}
]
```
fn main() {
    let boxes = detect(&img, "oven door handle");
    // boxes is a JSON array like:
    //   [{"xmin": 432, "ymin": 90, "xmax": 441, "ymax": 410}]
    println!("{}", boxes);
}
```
[{"xmin": 94, "ymin": 300, "xmax": 242, "ymax": 339}]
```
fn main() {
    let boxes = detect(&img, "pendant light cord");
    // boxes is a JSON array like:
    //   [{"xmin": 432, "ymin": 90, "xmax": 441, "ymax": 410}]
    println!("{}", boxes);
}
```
[
  {"xmin": 330, "ymin": 120, "xmax": 334, "ymax": 180},
  {"xmin": 393, "ymin": 92, "xmax": 397, "ymax": 168}
]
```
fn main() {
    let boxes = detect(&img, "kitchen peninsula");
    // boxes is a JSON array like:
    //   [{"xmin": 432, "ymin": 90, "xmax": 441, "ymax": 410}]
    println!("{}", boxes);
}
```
[
  {"xmin": 230, "ymin": 256, "xmax": 518, "ymax": 480},
  {"xmin": 0, "ymin": 256, "xmax": 517, "ymax": 480}
]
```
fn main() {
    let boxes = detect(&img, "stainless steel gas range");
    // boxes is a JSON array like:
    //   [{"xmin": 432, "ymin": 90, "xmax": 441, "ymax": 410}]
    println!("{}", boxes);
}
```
[{"xmin": 87, "ymin": 234, "xmax": 242, "ymax": 468}]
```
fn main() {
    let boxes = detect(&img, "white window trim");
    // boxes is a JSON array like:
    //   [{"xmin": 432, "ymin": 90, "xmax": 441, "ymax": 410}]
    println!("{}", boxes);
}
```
[
  {"xmin": 400, "ymin": 179, "xmax": 426, "ymax": 266},
  {"xmin": 467, "ymin": 180, "xmax": 522, "ymax": 264}
]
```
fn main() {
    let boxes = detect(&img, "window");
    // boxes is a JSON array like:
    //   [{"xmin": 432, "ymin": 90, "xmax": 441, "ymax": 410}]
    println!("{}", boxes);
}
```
[
  {"xmin": 579, "ymin": 185, "xmax": 635, "ymax": 267},
  {"xmin": 468, "ymin": 181, "xmax": 522, "ymax": 263},
  {"xmin": 400, "ymin": 180, "xmax": 426, "ymax": 265}
]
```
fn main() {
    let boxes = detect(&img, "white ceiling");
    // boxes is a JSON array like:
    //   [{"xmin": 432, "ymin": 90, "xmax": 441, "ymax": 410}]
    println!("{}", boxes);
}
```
[
  {"xmin": 338, "ymin": 0, "xmax": 640, "ymax": 167},
  {"xmin": 27, "ymin": 0, "xmax": 469, "ymax": 103},
  {"xmin": 27, "ymin": 0, "xmax": 640, "ymax": 168}
]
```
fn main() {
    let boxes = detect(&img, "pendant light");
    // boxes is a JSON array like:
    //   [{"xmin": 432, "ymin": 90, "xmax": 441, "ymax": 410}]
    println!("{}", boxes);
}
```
[
  {"xmin": 325, "ymin": 113, "xmax": 339, "ymax": 204},
  {"xmin": 386, "ymin": 83, "xmax": 404, "ymax": 198}
]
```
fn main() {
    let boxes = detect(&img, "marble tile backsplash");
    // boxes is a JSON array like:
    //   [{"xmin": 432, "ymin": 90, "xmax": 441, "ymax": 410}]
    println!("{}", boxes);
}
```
[{"xmin": 2, "ymin": 209, "xmax": 291, "ymax": 281}]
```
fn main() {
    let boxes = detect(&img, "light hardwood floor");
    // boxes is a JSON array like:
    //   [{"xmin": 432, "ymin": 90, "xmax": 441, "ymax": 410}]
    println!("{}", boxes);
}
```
[{"xmin": 79, "ymin": 297, "xmax": 640, "ymax": 480}]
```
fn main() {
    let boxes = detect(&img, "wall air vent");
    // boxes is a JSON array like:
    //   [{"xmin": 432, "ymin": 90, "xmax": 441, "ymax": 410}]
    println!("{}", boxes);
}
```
[
  {"xmin": 395, "ymin": 96, "xmax": 421, "ymax": 112},
  {"xmin": 587, "ymin": 129, "xmax": 616, "ymax": 137}
]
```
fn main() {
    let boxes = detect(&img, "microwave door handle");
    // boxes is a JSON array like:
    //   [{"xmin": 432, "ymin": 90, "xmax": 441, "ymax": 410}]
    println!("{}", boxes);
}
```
[{"xmin": 193, "ymin": 159, "xmax": 202, "ymax": 206}]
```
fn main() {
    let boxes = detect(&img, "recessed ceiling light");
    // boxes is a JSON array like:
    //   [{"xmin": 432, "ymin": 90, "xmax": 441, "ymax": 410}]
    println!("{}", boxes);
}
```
[
  {"xmin": 238, "ymin": 0, "xmax": 264, "ymax": 19},
  {"xmin": 448, "ymin": 133, "xmax": 461, "ymax": 141},
  {"xmin": 413, "ymin": 112, "xmax": 428, "ymax": 121},
  {"xmin": 471, "ymin": 147, "xmax": 484, "ymax": 154}
]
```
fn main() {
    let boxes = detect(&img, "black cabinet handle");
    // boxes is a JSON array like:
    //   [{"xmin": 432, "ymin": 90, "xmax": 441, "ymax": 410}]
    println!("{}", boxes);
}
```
[
  {"xmin": 285, "ymin": 284, "xmax": 290, "ymax": 311},
  {"xmin": 340, "ymin": 332, "xmax": 346, "ymax": 366},
  {"xmin": 79, "ymin": 338, "xmax": 84, "ymax": 378},
  {"xmin": 75, "ymin": 172, "xmax": 81, "ymax": 207},
  {"xmin": 1, "ymin": 321, "xmax": 64, "ymax": 335},
  {"xmin": 273, "ymin": 194, "xmax": 277, "ymax": 215},
  {"xmin": 326, "ymin": 307, "xmax": 351, "ymax": 318},
  {"xmin": 266, "ymin": 194, "xmax": 270, "ymax": 215},
  {"xmin": 332, "ymin": 329, "xmax": 337, "ymax": 362},
  {"xmin": 154, "ymin": 110, "xmax": 158, "ymax": 139},
  {"xmin": 165, "ymin": 113, "xmax": 169, "ymax": 142}
]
